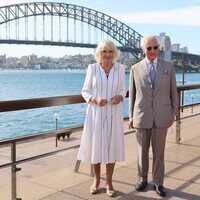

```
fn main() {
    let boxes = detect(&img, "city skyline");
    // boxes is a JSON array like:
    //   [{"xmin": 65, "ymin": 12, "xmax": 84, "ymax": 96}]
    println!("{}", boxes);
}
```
[{"xmin": 0, "ymin": 0, "xmax": 199, "ymax": 57}]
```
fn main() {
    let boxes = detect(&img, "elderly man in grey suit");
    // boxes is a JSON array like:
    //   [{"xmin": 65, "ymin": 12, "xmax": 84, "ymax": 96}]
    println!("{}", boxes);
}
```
[{"xmin": 129, "ymin": 35, "xmax": 178, "ymax": 197}]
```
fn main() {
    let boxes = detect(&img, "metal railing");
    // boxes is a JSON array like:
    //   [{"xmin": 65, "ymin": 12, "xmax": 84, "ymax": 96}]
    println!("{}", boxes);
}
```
[
  {"xmin": 176, "ymin": 84, "xmax": 200, "ymax": 143},
  {"xmin": 0, "ymin": 85, "xmax": 200, "ymax": 200},
  {"xmin": 0, "ymin": 95, "xmax": 86, "ymax": 200}
]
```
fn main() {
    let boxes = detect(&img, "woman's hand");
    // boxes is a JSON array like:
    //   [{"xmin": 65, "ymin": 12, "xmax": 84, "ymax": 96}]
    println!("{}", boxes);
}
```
[
  {"xmin": 96, "ymin": 98, "xmax": 108, "ymax": 106},
  {"xmin": 110, "ymin": 95, "xmax": 123, "ymax": 105},
  {"xmin": 90, "ymin": 97, "xmax": 108, "ymax": 106}
]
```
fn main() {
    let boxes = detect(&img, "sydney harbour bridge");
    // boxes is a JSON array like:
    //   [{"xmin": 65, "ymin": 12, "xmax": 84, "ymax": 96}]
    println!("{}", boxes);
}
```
[{"xmin": 0, "ymin": 2, "xmax": 199, "ymax": 64}]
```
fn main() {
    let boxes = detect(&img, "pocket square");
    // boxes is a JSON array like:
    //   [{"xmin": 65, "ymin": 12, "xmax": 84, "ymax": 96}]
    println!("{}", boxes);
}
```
[{"xmin": 163, "ymin": 70, "xmax": 168, "ymax": 74}]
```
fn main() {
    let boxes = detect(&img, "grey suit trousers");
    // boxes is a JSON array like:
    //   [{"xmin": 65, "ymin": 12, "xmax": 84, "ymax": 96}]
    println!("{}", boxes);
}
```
[{"xmin": 135, "ymin": 126, "xmax": 167, "ymax": 186}]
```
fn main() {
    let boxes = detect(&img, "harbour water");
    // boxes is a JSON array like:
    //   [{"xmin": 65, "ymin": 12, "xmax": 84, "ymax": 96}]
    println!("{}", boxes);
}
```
[{"xmin": 0, "ymin": 70, "xmax": 200, "ymax": 140}]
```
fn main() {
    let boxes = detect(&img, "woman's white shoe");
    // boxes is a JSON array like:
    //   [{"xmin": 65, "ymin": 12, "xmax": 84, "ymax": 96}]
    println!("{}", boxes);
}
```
[{"xmin": 90, "ymin": 187, "xmax": 99, "ymax": 194}]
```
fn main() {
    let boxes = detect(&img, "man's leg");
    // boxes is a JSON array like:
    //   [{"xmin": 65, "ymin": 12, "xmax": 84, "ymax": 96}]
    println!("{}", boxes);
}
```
[{"xmin": 135, "ymin": 128, "xmax": 151, "ymax": 191}]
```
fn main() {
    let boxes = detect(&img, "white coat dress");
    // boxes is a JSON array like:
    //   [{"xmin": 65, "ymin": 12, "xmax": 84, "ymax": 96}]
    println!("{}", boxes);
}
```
[{"xmin": 77, "ymin": 63, "xmax": 127, "ymax": 164}]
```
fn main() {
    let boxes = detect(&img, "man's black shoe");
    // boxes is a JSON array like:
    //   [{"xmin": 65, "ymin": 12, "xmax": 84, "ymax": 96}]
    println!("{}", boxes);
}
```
[
  {"xmin": 135, "ymin": 181, "xmax": 148, "ymax": 191},
  {"xmin": 154, "ymin": 185, "xmax": 166, "ymax": 197}
]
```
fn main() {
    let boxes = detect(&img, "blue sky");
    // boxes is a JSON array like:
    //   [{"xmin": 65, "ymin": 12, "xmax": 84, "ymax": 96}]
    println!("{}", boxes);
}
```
[{"xmin": 0, "ymin": 0, "xmax": 199, "ymax": 57}]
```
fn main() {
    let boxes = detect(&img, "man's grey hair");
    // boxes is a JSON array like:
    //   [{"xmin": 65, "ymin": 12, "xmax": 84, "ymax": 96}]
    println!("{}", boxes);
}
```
[{"xmin": 140, "ymin": 35, "xmax": 159, "ymax": 48}]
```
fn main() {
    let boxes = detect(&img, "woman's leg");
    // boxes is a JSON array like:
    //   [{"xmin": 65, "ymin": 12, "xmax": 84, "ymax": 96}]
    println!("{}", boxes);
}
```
[
  {"xmin": 106, "ymin": 163, "xmax": 115, "ymax": 196},
  {"xmin": 106, "ymin": 163, "xmax": 115, "ymax": 189},
  {"xmin": 91, "ymin": 163, "xmax": 101, "ymax": 188}
]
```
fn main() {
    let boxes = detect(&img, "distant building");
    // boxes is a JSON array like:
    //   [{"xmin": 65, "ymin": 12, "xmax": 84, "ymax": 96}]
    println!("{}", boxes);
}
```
[
  {"xmin": 180, "ymin": 47, "xmax": 189, "ymax": 53},
  {"xmin": 157, "ymin": 33, "xmax": 172, "ymax": 61},
  {"xmin": 159, "ymin": 32, "xmax": 166, "ymax": 38},
  {"xmin": 171, "ymin": 44, "xmax": 180, "ymax": 52},
  {"xmin": 21, "ymin": 56, "xmax": 29, "ymax": 68},
  {"xmin": 171, "ymin": 44, "xmax": 189, "ymax": 54},
  {"xmin": 29, "ymin": 54, "xmax": 37, "ymax": 65},
  {"xmin": 34, "ymin": 64, "xmax": 41, "ymax": 70},
  {"xmin": 6, "ymin": 57, "xmax": 18, "ymax": 68},
  {"xmin": 156, "ymin": 32, "xmax": 190, "ymax": 61},
  {"xmin": 0, "ymin": 54, "xmax": 6, "ymax": 67}
]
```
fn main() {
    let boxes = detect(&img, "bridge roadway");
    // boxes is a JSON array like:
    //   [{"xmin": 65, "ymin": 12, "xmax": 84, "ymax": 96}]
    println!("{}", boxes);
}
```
[{"xmin": 0, "ymin": 107, "xmax": 200, "ymax": 200}]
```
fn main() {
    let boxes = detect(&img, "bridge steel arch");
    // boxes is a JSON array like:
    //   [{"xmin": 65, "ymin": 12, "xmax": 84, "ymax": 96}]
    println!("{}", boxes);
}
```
[{"xmin": 0, "ymin": 2, "xmax": 143, "ymax": 57}]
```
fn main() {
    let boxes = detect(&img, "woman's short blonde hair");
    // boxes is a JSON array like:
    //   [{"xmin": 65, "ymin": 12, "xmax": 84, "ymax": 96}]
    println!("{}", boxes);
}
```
[{"xmin": 94, "ymin": 39, "xmax": 120, "ymax": 63}]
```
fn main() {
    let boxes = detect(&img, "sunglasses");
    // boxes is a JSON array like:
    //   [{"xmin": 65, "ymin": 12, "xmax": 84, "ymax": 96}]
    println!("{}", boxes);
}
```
[{"xmin": 146, "ymin": 46, "xmax": 159, "ymax": 51}]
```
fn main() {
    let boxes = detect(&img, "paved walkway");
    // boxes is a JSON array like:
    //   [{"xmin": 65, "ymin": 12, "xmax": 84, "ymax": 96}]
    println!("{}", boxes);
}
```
[{"xmin": 0, "ymin": 108, "xmax": 200, "ymax": 200}]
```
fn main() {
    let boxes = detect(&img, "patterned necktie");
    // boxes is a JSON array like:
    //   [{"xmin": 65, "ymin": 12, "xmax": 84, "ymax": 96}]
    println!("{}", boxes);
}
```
[{"xmin": 149, "ymin": 63, "xmax": 156, "ymax": 88}]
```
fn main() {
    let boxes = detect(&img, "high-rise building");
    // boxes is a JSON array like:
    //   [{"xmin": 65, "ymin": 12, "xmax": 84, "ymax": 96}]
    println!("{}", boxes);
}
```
[
  {"xmin": 158, "ymin": 33, "xmax": 172, "ymax": 61},
  {"xmin": 21, "ymin": 56, "xmax": 29, "ymax": 68},
  {"xmin": 29, "ymin": 54, "xmax": 37, "ymax": 65}
]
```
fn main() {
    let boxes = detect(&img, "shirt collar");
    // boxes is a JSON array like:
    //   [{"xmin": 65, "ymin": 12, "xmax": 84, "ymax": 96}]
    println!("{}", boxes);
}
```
[{"xmin": 145, "ymin": 58, "xmax": 158, "ymax": 66}]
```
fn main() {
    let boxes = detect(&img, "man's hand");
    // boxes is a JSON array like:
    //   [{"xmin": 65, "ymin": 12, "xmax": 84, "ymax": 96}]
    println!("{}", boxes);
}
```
[{"xmin": 129, "ymin": 117, "xmax": 134, "ymax": 129}]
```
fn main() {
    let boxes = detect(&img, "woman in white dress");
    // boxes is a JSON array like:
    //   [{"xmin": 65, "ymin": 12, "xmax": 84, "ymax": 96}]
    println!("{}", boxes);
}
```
[{"xmin": 77, "ymin": 39, "xmax": 127, "ymax": 197}]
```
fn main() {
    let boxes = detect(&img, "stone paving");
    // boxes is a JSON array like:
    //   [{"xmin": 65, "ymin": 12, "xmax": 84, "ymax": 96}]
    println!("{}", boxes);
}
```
[{"xmin": 0, "ymin": 110, "xmax": 200, "ymax": 200}]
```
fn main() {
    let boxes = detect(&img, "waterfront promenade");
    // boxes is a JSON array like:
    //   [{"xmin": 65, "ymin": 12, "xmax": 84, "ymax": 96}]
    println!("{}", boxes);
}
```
[{"xmin": 0, "ymin": 107, "xmax": 200, "ymax": 200}]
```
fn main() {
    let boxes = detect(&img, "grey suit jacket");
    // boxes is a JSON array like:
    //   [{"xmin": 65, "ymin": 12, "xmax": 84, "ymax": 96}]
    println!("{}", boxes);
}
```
[{"xmin": 129, "ymin": 58, "xmax": 178, "ymax": 128}]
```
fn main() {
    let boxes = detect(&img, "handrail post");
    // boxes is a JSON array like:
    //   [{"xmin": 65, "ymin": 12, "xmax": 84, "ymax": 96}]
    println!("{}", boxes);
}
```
[
  {"xmin": 176, "ymin": 91, "xmax": 181, "ymax": 144},
  {"xmin": 74, "ymin": 160, "xmax": 94, "ymax": 177},
  {"xmin": 11, "ymin": 142, "xmax": 21, "ymax": 200},
  {"xmin": 74, "ymin": 160, "xmax": 81, "ymax": 173}
]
